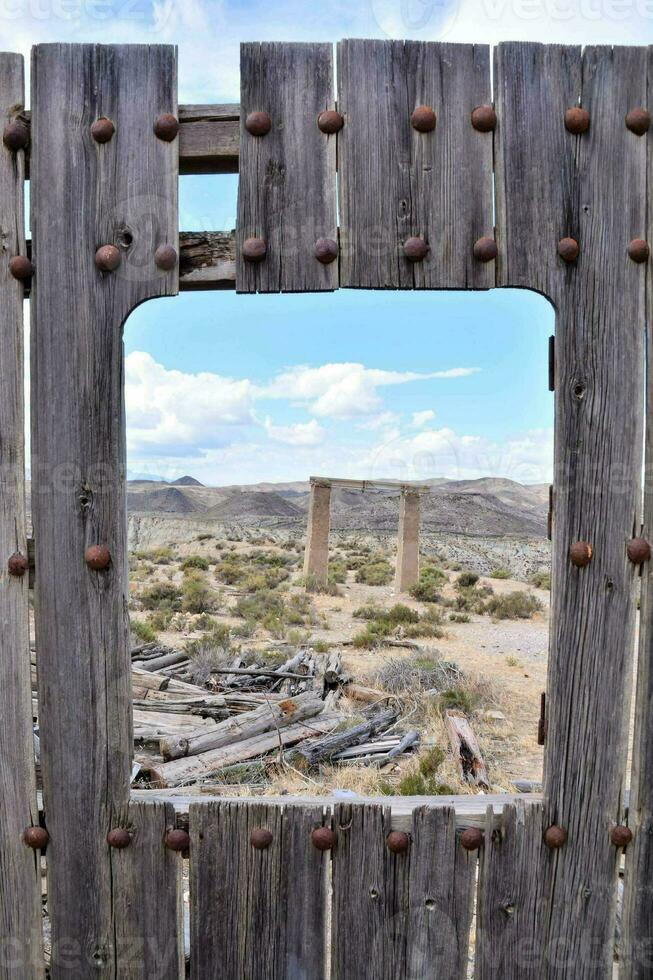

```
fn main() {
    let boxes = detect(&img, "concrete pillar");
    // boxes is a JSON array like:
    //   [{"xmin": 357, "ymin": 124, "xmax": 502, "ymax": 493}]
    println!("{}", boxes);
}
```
[
  {"xmin": 303, "ymin": 481, "xmax": 331, "ymax": 588},
  {"xmin": 395, "ymin": 490, "xmax": 420, "ymax": 593}
]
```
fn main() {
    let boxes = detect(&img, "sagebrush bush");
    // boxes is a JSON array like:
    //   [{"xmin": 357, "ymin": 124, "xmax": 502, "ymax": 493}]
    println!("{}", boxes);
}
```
[
  {"xmin": 456, "ymin": 571, "xmax": 479, "ymax": 589},
  {"xmin": 182, "ymin": 555, "xmax": 210, "ymax": 571},
  {"xmin": 355, "ymin": 557, "xmax": 393, "ymax": 586},
  {"xmin": 140, "ymin": 581, "xmax": 182, "ymax": 611},
  {"xmin": 181, "ymin": 572, "xmax": 218, "ymax": 614},
  {"xmin": 529, "ymin": 570, "xmax": 551, "ymax": 590},
  {"xmin": 489, "ymin": 567, "xmax": 510, "ymax": 579},
  {"xmin": 130, "ymin": 618, "xmax": 156, "ymax": 643},
  {"xmin": 484, "ymin": 590, "xmax": 543, "ymax": 620}
]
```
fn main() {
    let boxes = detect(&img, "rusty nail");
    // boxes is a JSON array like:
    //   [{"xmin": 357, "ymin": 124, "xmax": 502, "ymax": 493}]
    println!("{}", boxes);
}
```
[
  {"xmin": 627, "ymin": 537, "xmax": 651, "ymax": 565},
  {"xmin": 153, "ymin": 113, "xmax": 179, "ymax": 142},
  {"xmin": 317, "ymin": 110, "xmax": 343, "ymax": 134},
  {"xmin": 91, "ymin": 117, "xmax": 115, "ymax": 144},
  {"xmin": 410, "ymin": 105, "xmax": 437, "ymax": 133},
  {"xmin": 386, "ymin": 831, "xmax": 410, "ymax": 854},
  {"xmin": 107, "ymin": 828, "xmax": 131, "ymax": 849},
  {"xmin": 625, "ymin": 107, "xmax": 651, "ymax": 136},
  {"xmin": 558, "ymin": 237, "xmax": 579, "ymax": 263},
  {"xmin": 473, "ymin": 237, "xmax": 498, "ymax": 263},
  {"xmin": 250, "ymin": 828, "xmax": 273, "ymax": 850},
  {"xmin": 544, "ymin": 825, "xmax": 567, "ymax": 849},
  {"xmin": 23, "ymin": 826, "xmax": 49, "ymax": 850},
  {"xmin": 165, "ymin": 829, "xmax": 190, "ymax": 852},
  {"xmin": 628, "ymin": 238, "xmax": 650, "ymax": 264},
  {"xmin": 242, "ymin": 237, "xmax": 267, "ymax": 263},
  {"xmin": 9, "ymin": 255, "xmax": 34, "ymax": 281},
  {"xmin": 314, "ymin": 238, "xmax": 338, "ymax": 264},
  {"xmin": 471, "ymin": 105, "xmax": 497, "ymax": 132},
  {"xmin": 154, "ymin": 245, "xmax": 178, "ymax": 271},
  {"xmin": 85, "ymin": 545, "xmax": 111, "ymax": 571},
  {"xmin": 569, "ymin": 541, "xmax": 592, "ymax": 567},
  {"xmin": 245, "ymin": 111, "xmax": 272, "ymax": 137},
  {"xmin": 95, "ymin": 245, "xmax": 121, "ymax": 273},
  {"xmin": 3, "ymin": 120, "xmax": 29, "ymax": 152},
  {"xmin": 460, "ymin": 827, "xmax": 483, "ymax": 851},
  {"xmin": 610, "ymin": 825, "xmax": 633, "ymax": 848},
  {"xmin": 7, "ymin": 552, "xmax": 28, "ymax": 577},
  {"xmin": 403, "ymin": 237, "xmax": 430, "ymax": 262},
  {"xmin": 311, "ymin": 827, "xmax": 337, "ymax": 851},
  {"xmin": 565, "ymin": 107, "xmax": 590, "ymax": 134}
]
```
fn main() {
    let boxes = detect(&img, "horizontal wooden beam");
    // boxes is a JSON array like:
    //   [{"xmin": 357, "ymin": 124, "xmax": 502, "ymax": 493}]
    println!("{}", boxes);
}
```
[{"xmin": 310, "ymin": 476, "xmax": 430, "ymax": 493}]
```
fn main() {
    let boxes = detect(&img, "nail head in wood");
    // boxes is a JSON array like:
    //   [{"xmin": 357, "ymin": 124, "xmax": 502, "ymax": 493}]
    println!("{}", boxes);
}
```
[
  {"xmin": 627, "ymin": 538, "xmax": 651, "ymax": 565},
  {"xmin": 9, "ymin": 255, "xmax": 34, "ymax": 281},
  {"xmin": 460, "ymin": 827, "xmax": 483, "ymax": 851},
  {"xmin": 471, "ymin": 105, "xmax": 497, "ymax": 132},
  {"xmin": 245, "ymin": 111, "xmax": 272, "ymax": 137},
  {"xmin": 85, "ymin": 545, "xmax": 111, "ymax": 571},
  {"xmin": 314, "ymin": 238, "xmax": 338, "ymax": 264},
  {"xmin": 242, "ymin": 237, "xmax": 267, "ymax": 263},
  {"xmin": 154, "ymin": 245, "xmax": 178, "ymax": 271},
  {"xmin": 23, "ymin": 826, "xmax": 49, "ymax": 850},
  {"xmin": 628, "ymin": 238, "xmax": 649, "ymax": 263},
  {"xmin": 95, "ymin": 245, "xmax": 121, "ymax": 273},
  {"xmin": 410, "ymin": 105, "xmax": 436, "ymax": 132},
  {"xmin": 164, "ymin": 829, "xmax": 190, "ymax": 852},
  {"xmin": 625, "ymin": 107, "xmax": 650, "ymax": 136},
  {"xmin": 569, "ymin": 541, "xmax": 592, "ymax": 568},
  {"xmin": 2, "ymin": 120, "xmax": 29, "ymax": 152},
  {"xmin": 7, "ymin": 552, "xmax": 29, "ymax": 577},
  {"xmin": 250, "ymin": 828, "xmax": 273, "ymax": 850},
  {"xmin": 90, "ymin": 117, "xmax": 115, "ymax": 143},
  {"xmin": 610, "ymin": 825, "xmax": 633, "ymax": 848},
  {"xmin": 317, "ymin": 110, "xmax": 343, "ymax": 134},
  {"xmin": 565, "ymin": 107, "xmax": 590, "ymax": 134},
  {"xmin": 403, "ymin": 237, "xmax": 430, "ymax": 262},
  {"xmin": 473, "ymin": 237, "xmax": 498, "ymax": 262},
  {"xmin": 386, "ymin": 831, "xmax": 410, "ymax": 854},
  {"xmin": 107, "ymin": 828, "xmax": 131, "ymax": 849},
  {"xmin": 153, "ymin": 113, "xmax": 179, "ymax": 142},
  {"xmin": 558, "ymin": 237, "xmax": 579, "ymax": 263},
  {"xmin": 544, "ymin": 825, "xmax": 567, "ymax": 849},
  {"xmin": 311, "ymin": 827, "xmax": 336, "ymax": 851}
]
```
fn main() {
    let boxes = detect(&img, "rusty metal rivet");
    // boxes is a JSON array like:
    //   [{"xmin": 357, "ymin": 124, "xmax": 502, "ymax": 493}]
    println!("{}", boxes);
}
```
[
  {"xmin": 3, "ymin": 120, "xmax": 29, "ymax": 152},
  {"xmin": 558, "ymin": 237, "xmax": 579, "ymax": 263},
  {"xmin": 95, "ymin": 245, "xmax": 121, "ymax": 273},
  {"xmin": 403, "ymin": 237, "xmax": 430, "ymax": 262},
  {"xmin": 625, "ymin": 107, "xmax": 651, "ymax": 136},
  {"xmin": 85, "ymin": 545, "xmax": 111, "ymax": 571},
  {"xmin": 628, "ymin": 238, "xmax": 650, "ymax": 263},
  {"xmin": 153, "ymin": 113, "xmax": 179, "ymax": 142},
  {"xmin": 7, "ymin": 552, "xmax": 28, "ymax": 577},
  {"xmin": 473, "ymin": 237, "xmax": 498, "ymax": 263},
  {"xmin": 410, "ymin": 105, "xmax": 437, "ymax": 133},
  {"xmin": 9, "ymin": 256, "xmax": 34, "ymax": 281},
  {"xmin": 245, "ymin": 111, "xmax": 272, "ymax": 137},
  {"xmin": 317, "ymin": 110, "xmax": 343, "ymax": 134},
  {"xmin": 91, "ymin": 117, "xmax": 115, "ymax": 144},
  {"xmin": 565, "ymin": 107, "xmax": 590, "ymax": 134},
  {"xmin": 544, "ymin": 825, "xmax": 567, "ymax": 849},
  {"xmin": 386, "ymin": 831, "xmax": 410, "ymax": 854},
  {"xmin": 311, "ymin": 827, "xmax": 337, "ymax": 851},
  {"xmin": 610, "ymin": 825, "xmax": 633, "ymax": 848},
  {"xmin": 460, "ymin": 827, "xmax": 483, "ymax": 851},
  {"xmin": 23, "ymin": 826, "xmax": 49, "ymax": 850},
  {"xmin": 314, "ymin": 238, "xmax": 338, "ymax": 264},
  {"xmin": 569, "ymin": 541, "xmax": 592, "ymax": 567},
  {"xmin": 107, "ymin": 828, "xmax": 131, "ymax": 849},
  {"xmin": 242, "ymin": 237, "xmax": 267, "ymax": 263},
  {"xmin": 154, "ymin": 245, "xmax": 178, "ymax": 271},
  {"xmin": 250, "ymin": 828, "xmax": 273, "ymax": 850},
  {"xmin": 471, "ymin": 105, "xmax": 497, "ymax": 132},
  {"xmin": 627, "ymin": 537, "xmax": 651, "ymax": 565},
  {"xmin": 165, "ymin": 829, "xmax": 190, "ymax": 852}
]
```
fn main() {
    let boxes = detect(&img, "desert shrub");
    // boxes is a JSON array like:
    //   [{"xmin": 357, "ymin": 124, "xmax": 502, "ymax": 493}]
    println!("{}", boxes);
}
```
[
  {"xmin": 181, "ymin": 572, "xmax": 218, "ymax": 614},
  {"xmin": 456, "ymin": 571, "xmax": 479, "ymax": 589},
  {"xmin": 409, "ymin": 560, "xmax": 446, "ymax": 602},
  {"xmin": 184, "ymin": 626, "xmax": 231, "ymax": 685},
  {"xmin": 148, "ymin": 609, "xmax": 173, "ymax": 631},
  {"xmin": 439, "ymin": 688, "xmax": 479, "ymax": 714},
  {"xmin": 449, "ymin": 612, "xmax": 470, "ymax": 623},
  {"xmin": 236, "ymin": 589, "xmax": 284, "ymax": 623},
  {"xmin": 409, "ymin": 581, "xmax": 441, "ymax": 602},
  {"xmin": 353, "ymin": 603, "xmax": 418, "ymax": 625},
  {"xmin": 194, "ymin": 613, "xmax": 218, "ymax": 631},
  {"xmin": 375, "ymin": 654, "xmax": 461, "ymax": 694},
  {"xmin": 313, "ymin": 639, "xmax": 330, "ymax": 653},
  {"xmin": 214, "ymin": 556, "xmax": 244, "ymax": 585},
  {"xmin": 355, "ymin": 557, "xmax": 393, "ymax": 586},
  {"xmin": 484, "ymin": 591, "xmax": 543, "ymax": 620},
  {"xmin": 130, "ymin": 618, "xmax": 156, "ymax": 643},
  {"xmin": 304, "ymin": 574, "xmax": 341, "ymax": 596},
  {"xmin": 140, "ymin": 581, "xmax": 182, "ymax": 611},
  {"xmin": 489, "ymin": 567, "xmax": 510, "ymax": 579},
  {"xmin": 404, "ymin": 620, "xmax": 445, "ymax": 639},
  {"xmin": 182, "ymin": 555, "xmax": 210, "ymax": 571},
  {"xmin": 196, "ymin": 533, "xmax": 213, "ymax": 541},
  {"xmin": 328, "ymin": 559, "xmax": 347, "ymax": 584},
  {"xmin": 530, "ymin": 570, "xmax": 551, "ymax": 590},
  {"xmin": 133, "ymin": 546, "xmax": 173, "ymax": 565}
]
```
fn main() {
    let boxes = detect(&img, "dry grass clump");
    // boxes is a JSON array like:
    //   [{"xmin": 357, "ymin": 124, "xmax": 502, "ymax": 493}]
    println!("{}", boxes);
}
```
[
  {"xmin": 375, "ymin": 654, "xmax": 462, "ymax": 695},
  {"xmin": 352, "ymin": 604, "xmax": 446, "ymax": 648},
  {"xmin": 184, "ymin": 624, "xmax": 232, "ymax": 685},
  {"xmin": 529, "ymin": 570, "xmax": 551, "ymax": 590},
  {"xmin": 484, "ymin": 591, "xmax": 543, "ymax": 620}
]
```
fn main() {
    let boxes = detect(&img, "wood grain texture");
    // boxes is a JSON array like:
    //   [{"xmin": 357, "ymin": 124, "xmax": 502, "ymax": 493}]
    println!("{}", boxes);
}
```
[
  {"xmin": 237, "ymin": 42, "xmax": 337, "ymax": 293},
  {"xmin": 337, "ymin": 40, "xmax": 493, "ymax": 289},
  {"xmin": 190, "ymin": 800, "xmax": 329, "ymax": 979},
  {"xmin": 0, "ymin": 52, "xmax": 44, "ymax": 979},
  {"xmin": 30, "ymin": 44, "xmax": 178, "ymax": 978},
  {"xmin": 496, "ymin": 43, "xmax": 646, "ymax": 977},
  {"xmin": 179, "ymin": 104, "xmax": 239, "ymax": 174}
]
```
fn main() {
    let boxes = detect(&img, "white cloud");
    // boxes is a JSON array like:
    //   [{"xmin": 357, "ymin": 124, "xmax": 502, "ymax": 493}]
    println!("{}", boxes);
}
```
[
  {"xmin": 412, "ymin": 409, "xmax": 435, "ymax": 428},
  {"xmin": 263, "ymin": 417, "xmax": 325, "ymax": 446}
]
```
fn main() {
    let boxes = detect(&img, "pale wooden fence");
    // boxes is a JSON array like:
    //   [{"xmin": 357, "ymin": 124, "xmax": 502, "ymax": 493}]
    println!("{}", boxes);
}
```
[{"xmin": 1, "ymin": 38, "xmax": 652, "ymax": 978}]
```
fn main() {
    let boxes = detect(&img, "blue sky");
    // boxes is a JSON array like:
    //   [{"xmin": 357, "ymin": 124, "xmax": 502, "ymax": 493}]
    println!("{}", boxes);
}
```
[{"xmin": 11, "ymin": 1, "xmax": 652, "ymax": 485}]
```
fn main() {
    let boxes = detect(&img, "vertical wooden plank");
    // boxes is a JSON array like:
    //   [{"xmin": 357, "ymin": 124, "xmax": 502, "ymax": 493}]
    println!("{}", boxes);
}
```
[
  {"xmin": 190, "ymin": 801, "xmax": 329, "ymax": 979},
  {"xmin": 30, "ymin": 43, "xmax": 178, "ymax": 978},
  {"xmin": 0, "ymin": 53, "xmax": 44, "ymax": 979},
  {"xmin": 495, "ymin": 43, "xmax": 647, "ymax": 977},
  {"xmin": 237, "ymin": 42, "xmax": 337, "ymax": 293},
  {"xmin": 111, "ymin": 803, "xmax": 183, "ymax": 979},
  {"xmin": 337, "ymin": 40, "xmax": 493, "ymax": 290}
]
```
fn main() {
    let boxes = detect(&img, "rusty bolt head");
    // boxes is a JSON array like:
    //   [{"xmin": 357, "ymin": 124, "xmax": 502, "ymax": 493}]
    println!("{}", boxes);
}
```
[
  {"xmin": 95, "ymin": 245, "xmax": 121, "ymax": 273},
  {"xmin": 250, "ymin": 828, "xmax": 273, "ymax": 850},
  {"xmin": 610, "ymin": 825, "xmax": 633, "ymax": 848},
  {"xmin": 544, "ymin": 825, "xmax": 567, "ymax": 849},
  {"xmin": 558, "ymin": 237, "xmax": 580, "ymax": 263},
  {"xmin": 460, "ymin": 827, "xmax": 483, "ymax": 851},
  {"xmin": 242, "ymin": 237, "xmax": 267, "ymax": 263},
  {"xmin": 165, "ymin": 829, "xmax": 190, "ymax": 853},
  {"xmin": 471, "ymin": 105, "xmax": 497, "ymax": 132},
  {"xmin": 565, "ymin": 107, "xmax": 590, "ymax": 134},
  {"xmin": 311, "ymin": 827, "xmax": 337, "ymax": 851},
  {"xmin": 386, "ymin": 831, "xmax": 410, "ymax": 854},
  {"xmin": 154, "ymin": 244, "xmax": 178, "ymax": 271},
  {"xmin": 9, "ymin": 255, "xmax": 34, "ymax": 281},
  {"xmin": 473, "ymin": 237, "xmax": 498, "ymax": 263},
  {"xmin": 7, "ymin": 552, "xmax": 28, "ymax": 577},
  {"xmin": 314, "ymin": 238, "xmax": 338, "ymax": 264},
  {"xmin": 569, "ymin": 541, "xmax": 592, "ymax": 567},
  {"xmin": 403, "ymin": 237, "xmax": 430, "ymax": 262},
  {"xmin": 107, "ymin": 828, "xmax": 131, "ymax": 849},
  {"xmin": 628, "ymin": 238, "xmax": 650, "ymax": 263},
  {"xmin": 627, "ymin": 537, "xmax": 651, "ymax": 565},
  {"xmin": 317, "ymin": 110, "xmax": 344, "ymax": 134},
  {"xmin": 153, "ymin": 113, "xmax": 179, "ymax": 142},
  {"xmin": 625, "ymin": 107, "xmax": 651, "ymax": 136},
  {"xmin": 3, "ymin": 120, "xmax": 29, "ymax": 152},
  {"xmin": 85, "ymin": 545, "xmax": 111, "ymax": 571},
  {"xmin": 91, "ymin": 117, "xmax": 115, "ymax": 144},
  {"xmin": 410, "ymin": 105, "xmax": 437, "ymax": 133},
  {"xmin": 245, "ymin": 111, "xmax": 272, "ymax": 137},
  {"xmin": 23, "ymin": 826, "xmax": 49, "ymax": 850}
]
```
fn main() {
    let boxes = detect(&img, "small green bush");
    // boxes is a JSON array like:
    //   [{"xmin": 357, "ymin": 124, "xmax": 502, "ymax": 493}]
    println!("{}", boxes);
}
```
[
  {"xmin": 130, "ymin": 618, "xmax": 156, "ymax": 643},
  {"xmin": 456, "ymin": 571, "xmax": 479, "ymax": 589},
  {"xmin": 484, "ymin": 591, "xmax": 543, "ymax": 620},
  {"xmin": 439, "ymin": 688, "xmax": 479, "ymax": 714},
  {"xmin": 181, "ymin": 572, "xmax": 218, "ymax": 614},
  {"xmin": 530, "ymin": 570, "xmax": 551, "ymax": 590},
  {"xmin": 355, "ymin": 558, "xmax": 393, "ymax": 586},
  {"xmin": 328, "ymin": 560, "xmax": 347, "ymax": 584},
  {"xmin": 140, "ymin": 581, "xmax": 182, "ymax": 611},
  {"xmin": 489, "ymin": 567, "xmax": 510, "ymax": 579},
  {"xmin": 182, "ymin": 555, "xmax": 210, "ymax": 571},
  {"xmin": 449, "ymin": 612, "xmax": 470, "ymax": 623}
]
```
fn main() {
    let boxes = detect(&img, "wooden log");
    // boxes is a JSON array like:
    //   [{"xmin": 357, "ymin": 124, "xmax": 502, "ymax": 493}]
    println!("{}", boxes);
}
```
[
  {"xmin": 444, "ymin": 710, "xmax": 489, "ymax": 788},
  {"xmin": 133, "ymin": 650, "xmax": 189, "ymax": 671},
  {"xmin": 178, "ymin": 104, "xmax": 239, "ymax": 174},
  {"xmin": 178, "ymin": 231, "xmax": 235, "ymax": 290},
  {"xmin": 343, "ymin": 682, "xmax": 393, "ymax": 705},
  {"xmin": 294, "ymin": 707, "xmax": 396, "ymax": 767},
  {"xmin": 325, "ymin": 651, "xmax": 343, "ymax": 684},
  {"xmin": 132, "ymin": 666, "xmax": 170, "ymax": 691},
  {"xmin": 378, "ymin": 730, "xmax": 420, "ymax": 768}
]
